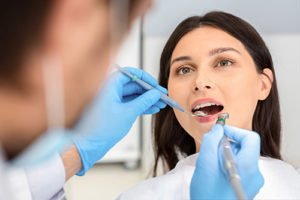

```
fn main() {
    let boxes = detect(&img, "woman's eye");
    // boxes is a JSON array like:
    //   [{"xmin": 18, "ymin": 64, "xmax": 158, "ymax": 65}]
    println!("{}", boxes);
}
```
[
  {"xmin": 177, "ymin": 67, "xmax": 192, "ymax": 74},
  {"xmin": 217, "ymin": 60, "xmax": 233, "ymax": 67}
]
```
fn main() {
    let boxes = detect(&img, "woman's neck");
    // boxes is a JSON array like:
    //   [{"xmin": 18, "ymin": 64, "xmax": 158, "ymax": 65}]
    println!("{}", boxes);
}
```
[{"xmin": 195, "ymin": 141, "xmax": 201, "ymax": 153}]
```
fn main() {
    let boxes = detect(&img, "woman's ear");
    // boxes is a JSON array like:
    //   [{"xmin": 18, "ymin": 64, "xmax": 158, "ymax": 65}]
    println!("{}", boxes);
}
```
[{"xmin": 258, "ymin": 68, "xmax": 273, "ymax": 100}]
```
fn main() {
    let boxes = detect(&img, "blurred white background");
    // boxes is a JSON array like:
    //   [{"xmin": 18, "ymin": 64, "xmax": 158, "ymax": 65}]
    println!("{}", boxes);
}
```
[{"xmin": 65, "ymin": 0, "xmax": 300, "ymax": 199}]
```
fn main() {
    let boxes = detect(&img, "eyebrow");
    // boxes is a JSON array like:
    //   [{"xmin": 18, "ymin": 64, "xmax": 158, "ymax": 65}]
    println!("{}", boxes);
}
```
[
  {"xmin": 170, "ymin": 47, "xmax": 240, "ymax": 65},
  {"xmin": 209, "ymin": 47, "xmax": 240, "ymax": 56},
  {"xmin": 171, "ymin": 56, "xmax": 192, "ymax": 65}
]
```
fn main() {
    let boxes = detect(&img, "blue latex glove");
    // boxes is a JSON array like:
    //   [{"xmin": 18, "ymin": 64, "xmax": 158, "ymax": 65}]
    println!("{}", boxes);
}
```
[
  {"xmin": 190, "ymin": 124, "xmax": 264, "ymax": 199},
  {"xmin": 73, "ymin": 67, "xmax": 167, "ymax": 175}
]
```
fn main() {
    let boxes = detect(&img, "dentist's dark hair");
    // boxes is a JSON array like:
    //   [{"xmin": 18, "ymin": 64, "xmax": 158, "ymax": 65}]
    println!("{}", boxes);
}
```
[
  {"xmin": 0, "ymin": 1, "xmax": 54, "ymax": 85},
  {"xmin": 152, "ymin": 11, "xmax": 281, "ymax": 176},
  {"xmin": 0, "ymin": 0, "xmax": 143, "ymax": 86}
]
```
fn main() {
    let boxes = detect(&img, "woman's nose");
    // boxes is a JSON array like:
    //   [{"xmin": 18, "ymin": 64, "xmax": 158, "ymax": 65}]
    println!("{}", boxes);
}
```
[{"xmin": 193, "ymin": 74, "xmax": 215, "ymax": 92}]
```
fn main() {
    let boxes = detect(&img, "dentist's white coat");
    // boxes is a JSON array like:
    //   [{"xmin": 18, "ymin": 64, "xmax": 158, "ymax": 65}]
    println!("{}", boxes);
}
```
[{"xmin": 0, "ymin": 147, "xmax": 66, "ymax": 200}]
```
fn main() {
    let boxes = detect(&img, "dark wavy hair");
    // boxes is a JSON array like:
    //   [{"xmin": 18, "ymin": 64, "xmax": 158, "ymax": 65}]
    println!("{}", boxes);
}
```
[{"xmin": 152, "ymin": 11, "xmax": 281, "ymax": 176}]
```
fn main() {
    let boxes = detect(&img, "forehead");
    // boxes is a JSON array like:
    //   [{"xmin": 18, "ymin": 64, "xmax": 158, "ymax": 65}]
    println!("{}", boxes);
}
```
[{"xmin": 171, "ymin": 26, "xmax": 247, "ymax": 59}]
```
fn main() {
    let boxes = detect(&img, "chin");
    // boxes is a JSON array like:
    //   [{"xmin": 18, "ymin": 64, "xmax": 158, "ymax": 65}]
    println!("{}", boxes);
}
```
[
  {"xmin": 201, "ymin": 126, "xmax": 213, "ymax": 136},
  {"xmin": 196, "ymin": 121, "xmax": 215, "ymax": 133},
  {"xmin": 186, "ymin": 123, "xmax": 213, "ymax": 143}
]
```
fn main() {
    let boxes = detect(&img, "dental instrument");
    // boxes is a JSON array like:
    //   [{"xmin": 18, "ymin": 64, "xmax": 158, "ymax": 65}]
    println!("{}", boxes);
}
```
[
  {"xmin": 116, "ymin": 65, "xmax": 204, "ymax": 117},
  {"xmin": 217, "ymin": 113, "xmax": 247, "ymax": 200}
]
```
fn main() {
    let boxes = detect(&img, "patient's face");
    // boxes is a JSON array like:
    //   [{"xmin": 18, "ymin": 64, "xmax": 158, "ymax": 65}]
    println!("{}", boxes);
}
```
[{"xmin": 168, "ymin": 26, "xmax": 270, "ymax": 151}]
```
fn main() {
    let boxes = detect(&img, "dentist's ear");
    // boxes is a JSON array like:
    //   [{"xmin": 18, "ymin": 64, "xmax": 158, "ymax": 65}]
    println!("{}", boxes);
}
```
[{"xmin": 258, "ymin": 68, "xmax": 274, "ymax": 100}]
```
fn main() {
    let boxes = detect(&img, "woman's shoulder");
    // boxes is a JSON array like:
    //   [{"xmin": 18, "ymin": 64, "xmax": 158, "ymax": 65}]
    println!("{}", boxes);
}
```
[
  {"xmin": 256, "ymin": 157, "xmax": 300, "ymax": 199},
  {"xmin": 119, "ymin": 155, "xmax": 300, "ymax": 199},
  {"xmin": 258, "ymin": 156, "xmax": 300, "ymax": 180}
]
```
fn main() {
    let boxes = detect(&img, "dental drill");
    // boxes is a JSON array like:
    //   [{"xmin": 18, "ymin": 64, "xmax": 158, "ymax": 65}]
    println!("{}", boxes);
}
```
[{"xmin": 217, "ymin": 113, "xmax": 247, "ymax": 200}]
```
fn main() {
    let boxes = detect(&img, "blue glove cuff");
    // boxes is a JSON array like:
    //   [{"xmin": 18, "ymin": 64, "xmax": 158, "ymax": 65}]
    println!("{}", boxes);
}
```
[
  {"xmin": 73, "ymin": 138, "xmax": 115, "ymax": 176},
  {"xmin": 74, "ymin": 140, "xmax": 91, "ymax": 176},
  {"xmin": 76, "ymin": 168, "xmax": 86, "ymax": 176}
]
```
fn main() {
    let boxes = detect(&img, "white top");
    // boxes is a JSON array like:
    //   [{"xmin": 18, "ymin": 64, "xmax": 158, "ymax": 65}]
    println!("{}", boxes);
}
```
[
  {"xmin": 120, "ymin": 153, "xmax": 300, "ymax": 200},
  {"xmin": 0, "ymin": 146, "xmax": 66, "ymax": 200},
  {"xmin": 25, "ymin": 153, "xmax": 66, "ymax": 200}
]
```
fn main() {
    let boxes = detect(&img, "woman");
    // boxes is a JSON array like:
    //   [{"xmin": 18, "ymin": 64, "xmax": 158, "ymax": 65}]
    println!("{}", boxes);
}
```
[{"xmin": 120, "ymin": 11, "xmax": 300, "ymax": 199}]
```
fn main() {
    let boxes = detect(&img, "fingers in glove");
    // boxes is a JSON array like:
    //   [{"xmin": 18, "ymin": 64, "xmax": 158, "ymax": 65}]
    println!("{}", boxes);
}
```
[
  {"xmin": 123, "ymin": 82, "xmax": 145, "ymax": 96},
  {"xmin": 126, "ymin": 89, "xmax": 161, "ymax": 115},
  {"xmin": 123, "ymin": 81, "xmax": 167, "ymax": 99},
  {"xmin": 223, "ymin": 125, "xmax": 261, "ymax": 162},
  {"xmin": 143, "ymin": 105, "xmax": 160, "ymax": 115},
  {"xmin": 197, "ymin": 124, "xmax": 224, "ymax": 164},
  {"xmin": 124, "ymin": 67, "xmax": 158, "ymax": 87}
]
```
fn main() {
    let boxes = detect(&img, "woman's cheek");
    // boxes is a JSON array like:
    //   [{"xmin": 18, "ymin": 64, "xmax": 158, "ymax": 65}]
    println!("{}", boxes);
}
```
[
  {"xmin": 224, "ymin": 84, "xmax": 258, "ymax": 129},
  {"xmin": 168, "ymin": 79, "xmax": 189, "ymax": 109},
  {"xmin": 168, "ymin": 78, "xmax": 192, "ymax": 123}
]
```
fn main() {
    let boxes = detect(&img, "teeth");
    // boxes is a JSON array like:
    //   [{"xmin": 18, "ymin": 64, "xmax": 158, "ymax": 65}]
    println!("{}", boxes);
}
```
[
  {"xmin": 193, "ymin": 102, "xmax": 219, "ymax": 110},
  {"xmin": 194, "ymin": 111, "xmax": 208, "ymax": 117}
]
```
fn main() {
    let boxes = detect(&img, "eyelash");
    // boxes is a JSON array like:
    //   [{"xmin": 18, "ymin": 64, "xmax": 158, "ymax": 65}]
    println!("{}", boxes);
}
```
[
  {"xmin": 175, "ymin": 58, "xmax": 235, "ymax": 75},
  {"xmin": 215, "ymin": 58, "xmax": 235, "ymax": 68},
  {"xmin": 176, "ymin": 66, "xmax": 194, "ymax": 75}
]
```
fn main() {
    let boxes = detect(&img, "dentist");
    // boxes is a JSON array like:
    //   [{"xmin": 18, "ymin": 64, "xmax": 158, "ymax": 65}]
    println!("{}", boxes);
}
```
[{"xmin": 0, "ymin": 0, "xmax": 263, "ymax": 199}]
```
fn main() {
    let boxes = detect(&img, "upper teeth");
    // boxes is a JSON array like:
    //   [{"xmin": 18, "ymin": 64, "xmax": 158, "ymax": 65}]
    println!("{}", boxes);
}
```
[{"xmin": 193, "ymin": 102, "xmax": 219, "ymax": 110}]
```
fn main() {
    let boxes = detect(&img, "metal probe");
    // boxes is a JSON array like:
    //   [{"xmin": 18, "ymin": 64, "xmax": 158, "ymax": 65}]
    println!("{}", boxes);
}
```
[{"xmin": 217, "ymin": 113, "xmax": 247, "ymax": 200}]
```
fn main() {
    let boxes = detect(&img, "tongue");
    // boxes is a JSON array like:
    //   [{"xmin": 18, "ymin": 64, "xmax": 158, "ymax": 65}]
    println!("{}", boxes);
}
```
[{"xmin": 200, "ymin": 105, "xmax": 223, "ymax": 115}]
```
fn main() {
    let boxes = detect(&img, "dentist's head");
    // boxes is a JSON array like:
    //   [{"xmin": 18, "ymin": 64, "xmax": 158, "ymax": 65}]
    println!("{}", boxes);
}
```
[{"xmin": 0, "ymin": 0, "xmax": 152, "ymax": 159}]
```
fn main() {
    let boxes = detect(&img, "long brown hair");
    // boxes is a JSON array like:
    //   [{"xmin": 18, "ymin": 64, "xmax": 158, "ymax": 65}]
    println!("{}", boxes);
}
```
[{"xmin": 153, "ymin": 11, "xmax": 281, "ymax": 176}]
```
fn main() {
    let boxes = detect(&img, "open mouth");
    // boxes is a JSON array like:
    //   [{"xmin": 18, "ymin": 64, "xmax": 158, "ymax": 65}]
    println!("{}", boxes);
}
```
[{"xmin": 191, "ymin": 102, "xmax": 224, "ymax": 117}]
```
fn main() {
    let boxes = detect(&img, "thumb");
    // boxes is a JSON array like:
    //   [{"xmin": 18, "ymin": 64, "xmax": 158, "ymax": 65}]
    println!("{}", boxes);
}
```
[
  {"xmin": 199, "ymin": 124, "xmax": 224, "ymax": 157},
  {"xmin": 202, "ymin": 124, "xmax": 224, "ymax": 146},
  {"xmin": 127, "ymin": 89, "xmax": 161, "ymax": 115}
]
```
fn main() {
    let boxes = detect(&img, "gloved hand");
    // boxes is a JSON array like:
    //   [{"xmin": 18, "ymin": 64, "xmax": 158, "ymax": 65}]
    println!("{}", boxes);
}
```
[
  {"xmin": 73, "ymin": 67, "xmax": 167, "ymax": 175},
  {"xmin": 190, "ymin": 124, "xmax": 264, "ymax": 199}
]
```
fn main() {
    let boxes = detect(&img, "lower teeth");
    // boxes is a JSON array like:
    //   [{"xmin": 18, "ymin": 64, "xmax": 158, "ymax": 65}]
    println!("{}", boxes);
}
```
[{"xmin": 194, "ymin": 111, "xmax": 208, "ymax": 117}]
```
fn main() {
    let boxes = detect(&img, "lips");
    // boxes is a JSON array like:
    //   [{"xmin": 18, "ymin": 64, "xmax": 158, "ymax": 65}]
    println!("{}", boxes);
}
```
[{"xmin": 191, "ymin": 98, "xmax": 224, "ymax": 123}]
